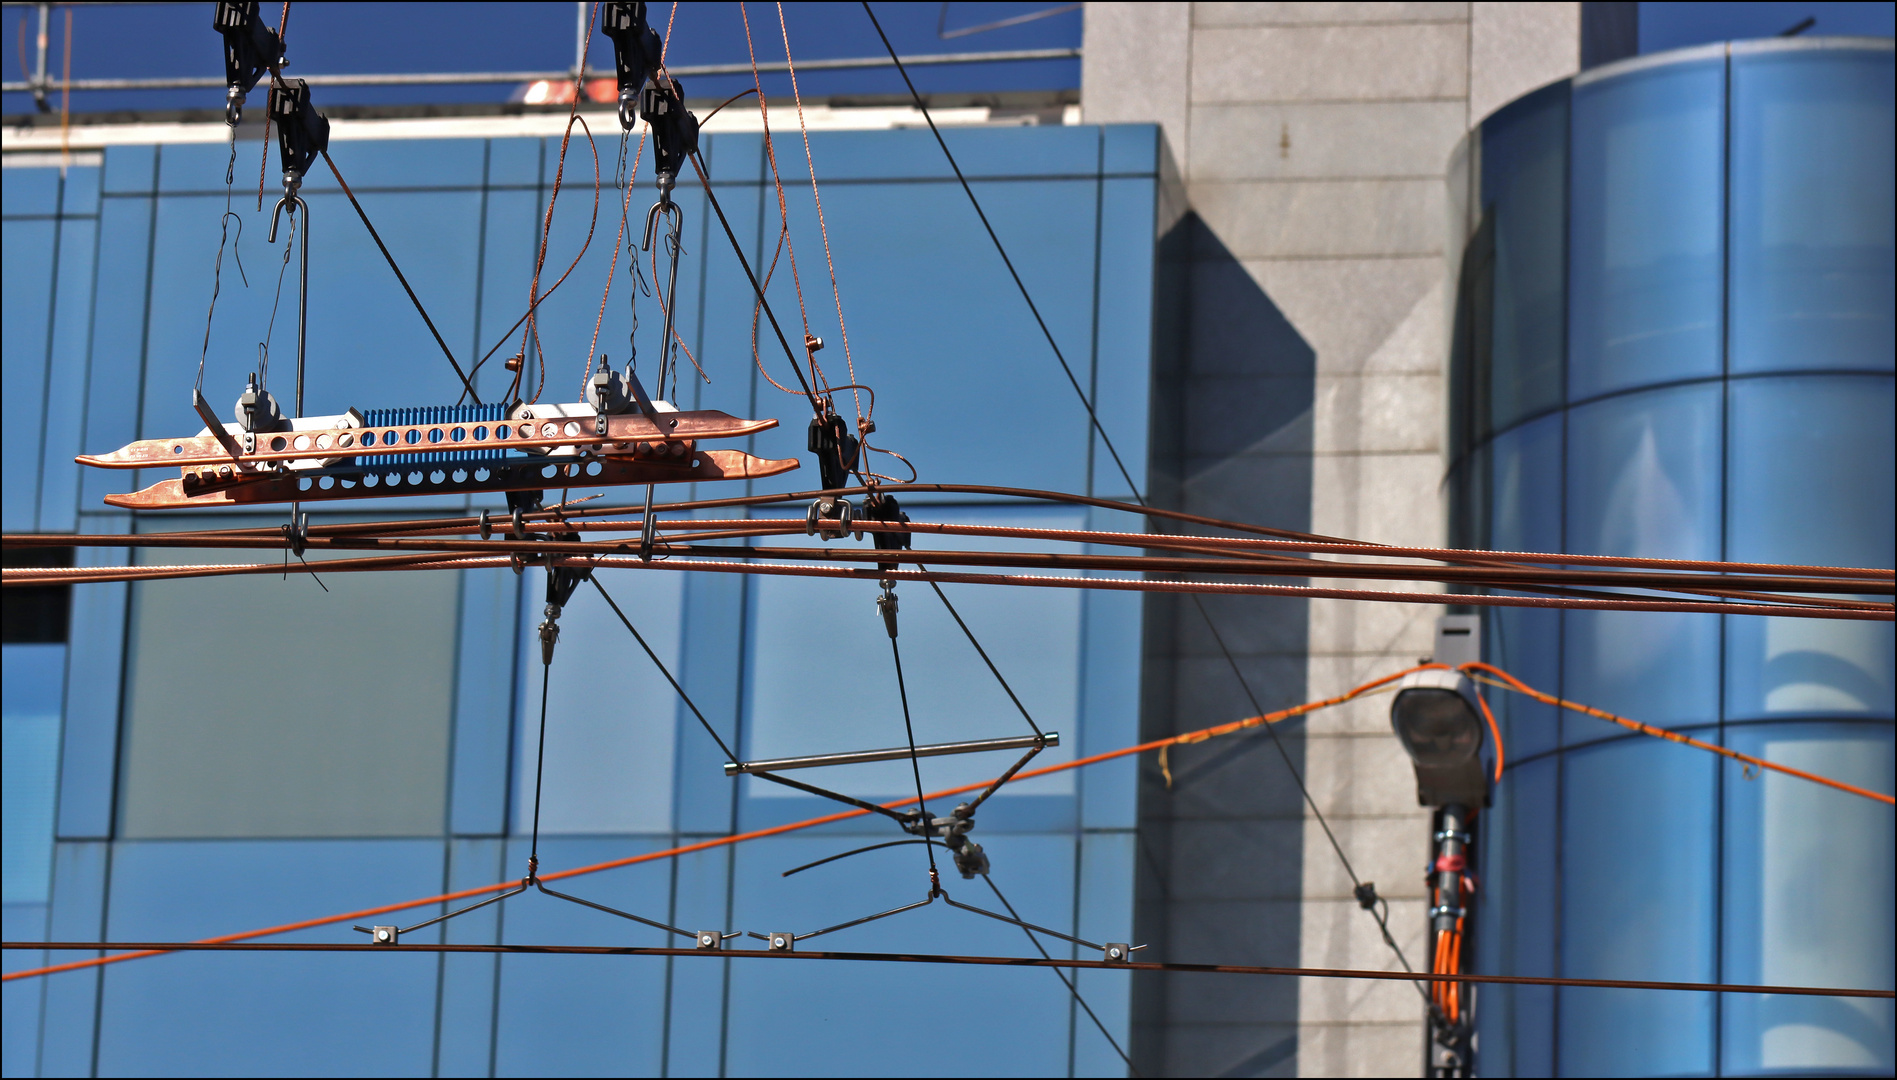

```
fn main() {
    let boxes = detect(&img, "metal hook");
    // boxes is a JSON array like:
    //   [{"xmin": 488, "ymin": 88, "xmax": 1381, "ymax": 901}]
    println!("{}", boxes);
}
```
[
  {"xmin": 263, "ymin": 192, "xmax": 312, "ymax": 418},
  {"xmin": 267, "ymin": 193, "xmax": 299, "ymax": 244},
  {"xmin": 641, "ymin": 199, "xmax": 678, "ymax": 253}
]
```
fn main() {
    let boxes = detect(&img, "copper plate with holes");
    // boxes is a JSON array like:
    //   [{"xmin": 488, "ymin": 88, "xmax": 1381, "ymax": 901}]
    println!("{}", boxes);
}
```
[
  {"xmin": 77, "ymin": 410, "xmax": 777, "ymax": 470},
  {"xmin": 101, "ymin": 450, "xmax": 799, "ymax": 510}
]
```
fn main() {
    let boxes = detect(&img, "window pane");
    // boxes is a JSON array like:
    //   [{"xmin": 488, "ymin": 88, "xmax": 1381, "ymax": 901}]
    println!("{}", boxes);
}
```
[
  {"xmin": 1560, "ymin": 737, "xmax": 1716, "ymax": 1077},
  {"xmin": 491, "ymin": 837, "xmax": 671, "ymax": 1077},
  {"xmin": 722, "ymin": 175, "xmax": 1100, "ymax": 500},
  {"xmin": 1727, "ymin": 375, "xmax": 1895, "ymax": 570},
  {"xmin": 1570, "ymin": 58, "xmax": 1725, "ymax": 400},
  {"xmin": 1476, "ymin": 755, "xmax": 1559, "ymax": 1077},
  {"xmin": 1486, "ymin": 414, "xmax": 1564, "ymax": 759},
  {"xmin": 119, "ymin": 529, "xmax": 456, "ymax": 838},
  {"xmin": 514, "ymin": 563, "xmax": 681, "ymax": 835},
  {"xmin": 1720, "ymin": 722, "xmax": 1895, "ymax": 1075},
  {"xmin": 1564, "ymin": 385, "xmax": 1723, "ymax": 729},
  {"xmin": 1726, "ymin": 376, "xmax": 1896, "ymax": 721},
  {"xmin": 97, "ymin": 838, "xmax": 444, "ymax": 1076},
  {"xmin": 1482, "ymin": 82, "xmax": 1569, "ymax": 431},
  {"xmin": 1, "ymin": 218, "xmax": 54, "ymax": 532},
  {"xmin": 1730, "ymin": 46, "xmax": 1896, "ymax": 375},
  {"xmin": 1490, "ymin": 412, "xmax": 1562, "ymax": 557},
  {"xmin": 725, "ymin": 832, "xmax": 1077, "ymax": 1077},
  {"xmin": 2, "ymin": 644, "xmax": 63, "ymax": 903}
]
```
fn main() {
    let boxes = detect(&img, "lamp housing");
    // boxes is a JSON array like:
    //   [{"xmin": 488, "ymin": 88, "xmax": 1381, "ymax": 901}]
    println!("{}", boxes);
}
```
[{"xmin": 1390, "ymin": 669, "xmax": 1489, "ymax": 807}]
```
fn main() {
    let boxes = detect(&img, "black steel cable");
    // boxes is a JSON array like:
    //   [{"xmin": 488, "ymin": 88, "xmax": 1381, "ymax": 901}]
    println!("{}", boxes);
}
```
[
  {"xmin": 886, "ymin": 628, "xmax": 940, "ymax": 879},
  {"xmin": 318, "ymin": 150, "xmax": 481, "ymax": 405},
  {"xmin": 925, "ymin": 577, "xmax": 1043, "ymax": 738},
  {"xmin": 591, "ymin": 574, "xmax": 737, "ymax": 762},
  {"xmin": 861, "ymin": 1, "xmax": 1422, "ymax": 978},
  {"xmin": 686, "ymin": 151, "xmax": 820, "ymax": 410},
  {"xmin": 9, "ymin": 942, "xmax": 1890, "ymax": 998},
  {"xmin": 529, "ymin": 655, "xmax": 551, "ymax": 866},
  {"xmin": 859, "ymin": 3, "xmax": 1138, "ymax": 500},
  {"xmin": 983, "ymin": 874, "xmax": 1136, "ymax": 1074}
]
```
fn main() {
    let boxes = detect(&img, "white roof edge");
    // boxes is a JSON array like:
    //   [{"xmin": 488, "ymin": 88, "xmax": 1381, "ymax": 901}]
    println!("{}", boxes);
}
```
[
  {"xmin": 1576, "ymin": 35, "xmax": 1893, "ymax": 88},
  {"xmin": 3, "ymin": 102, "xmax": 1082, "ymax": 154}
]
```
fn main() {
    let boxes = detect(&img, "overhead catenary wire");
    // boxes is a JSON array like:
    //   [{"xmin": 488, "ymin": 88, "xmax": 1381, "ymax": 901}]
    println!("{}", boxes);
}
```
[
  {"xmin": 9, "ymin": 656, "xmax": 1884, "ymax": 986},
  {"xmin": 53, "ymin": 477, "xmax": 1864, "ymax": 584},
  {"xmin": 9, "ymin": 545, "xmax": 1886, "ymax": 621},
  {"xmin": 3, "ymin": 942, "xmax": 1891, "ymax": 1000}
]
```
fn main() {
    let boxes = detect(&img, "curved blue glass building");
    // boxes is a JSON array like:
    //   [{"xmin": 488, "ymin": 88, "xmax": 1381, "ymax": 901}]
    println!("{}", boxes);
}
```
[{"xmin": 1449, "ymin": 38, "xmax": 1895, "ymax": 1077}]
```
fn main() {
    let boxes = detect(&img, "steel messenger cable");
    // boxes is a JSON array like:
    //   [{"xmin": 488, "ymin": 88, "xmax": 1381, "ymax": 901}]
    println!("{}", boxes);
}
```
[
  {"xmin": 5, "ymin": 941, "xmax": 1890, "ymax": 1000},
  {"xmin": 8, "ymin": 659, "xmax": 1889, "ymax": 985}
]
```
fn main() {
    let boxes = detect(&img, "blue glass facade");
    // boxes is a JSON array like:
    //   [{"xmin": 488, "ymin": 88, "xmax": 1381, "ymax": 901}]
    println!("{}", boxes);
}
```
[
  {"xmin": 1452, "ymin": 39, "xmax": 1895, "ymax": 1077},
  {"xmin": 2, "ymin": 119, "xmax": 1165, "ymax": 1076}
]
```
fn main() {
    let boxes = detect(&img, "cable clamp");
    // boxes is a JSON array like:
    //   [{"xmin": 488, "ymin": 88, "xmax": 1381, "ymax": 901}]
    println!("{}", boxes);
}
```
[
  {"xmin": 351, "ymin": 924, "xmax": 400, "ymax": 945},
  {"xmin": 1433, "ymin": 829, "xmax": 1471, "ymax": 846},
  {"xmin": 1101, "ymin": 943, "xmax": 1145, "ymax": 964},
  {"xmin": 1428, "ymin": 904, "xmax": 1466, "ymax": 922}
]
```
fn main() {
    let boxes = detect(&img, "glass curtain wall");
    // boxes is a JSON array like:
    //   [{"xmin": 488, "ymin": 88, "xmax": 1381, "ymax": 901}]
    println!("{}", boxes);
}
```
[
  {"xmin": 1451, "ymin": 38, "xmax": 1895, "ymax": 1078},
  {"xmin": 0, "ymin": 121, "xmax": 1163, "ymax": 1078}
]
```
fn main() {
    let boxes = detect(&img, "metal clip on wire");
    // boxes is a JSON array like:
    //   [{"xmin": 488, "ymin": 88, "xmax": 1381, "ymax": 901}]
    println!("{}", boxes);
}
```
[
  {"xmin": 212, "ymin": 1, "xmax": 282, "ymax": 127},
  {"xmin": 600, "ymin": 3, "xmax": 662, "ymax": 133}
]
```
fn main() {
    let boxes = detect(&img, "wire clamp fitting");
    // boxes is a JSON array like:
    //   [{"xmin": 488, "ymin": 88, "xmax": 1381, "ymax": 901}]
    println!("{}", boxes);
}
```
[
  {"xmin": 694, "ymin": 931, "xmax": 738, "ymax": 951},
  {"xmin": 350, "ymin": 923, "xmax": 401, "ymax": 945},
  {"xmin": 763, "ymin": 932, "xmax": 795, "ymax": 953},
  {"xmin": 1428, "ymin": 903, "xmax": 1467, "ymax": 922},
  {"xmin": 282, "ymin": 511, "xmax": 309, "ymax": 558},
  {"xmin": 1101, "ymin": 943, "xmax": 1144, "ymax": 964},
  {"xmin": 876, "ymin": 581, "xmax": 899, "ymax": 639}
]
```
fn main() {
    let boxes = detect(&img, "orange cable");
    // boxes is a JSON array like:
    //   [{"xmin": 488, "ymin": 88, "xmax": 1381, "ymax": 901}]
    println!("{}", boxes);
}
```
[
  {"xmin": 2, "ymin": 662, "xmax": 1444, "ymax": 984},
  {"xmin": 1473, "ymin": 685, "xmax": 1504, "ymax": 783},
  {"xmin": 1462, "ymin": 662, "xmax": 1895, "ymax": 805}
]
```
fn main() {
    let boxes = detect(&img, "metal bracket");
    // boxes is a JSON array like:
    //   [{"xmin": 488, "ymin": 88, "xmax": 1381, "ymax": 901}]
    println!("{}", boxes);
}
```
[
  {"xmin": 1101, "ymin": 942, "xmax": 1143, "ymax": 964},
  {"xmin": 192, "ymin": 390, "xmax": 248, "ymax": 462}
]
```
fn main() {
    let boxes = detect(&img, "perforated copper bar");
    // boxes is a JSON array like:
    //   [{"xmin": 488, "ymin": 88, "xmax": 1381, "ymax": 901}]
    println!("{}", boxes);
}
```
[
  {"xmin": 77, "ymin": 408, "xmax": 777, "ymax": 470},
  {"xmin": 101, "ymin": 450, "xmax": 799, "ymax": 510}
]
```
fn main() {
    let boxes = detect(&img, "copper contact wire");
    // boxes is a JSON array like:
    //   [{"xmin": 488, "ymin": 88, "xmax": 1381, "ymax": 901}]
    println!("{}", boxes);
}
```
[
  {"xmin": 30, "ymin": 481, "xmax": 1888, "ymax": 581},
  {"xmin": 13, "ymin": 515, "xmax": 1886, "ymax": 596},
  {"xmin": 6, "ymin": 658, "xmax": 1888, "ymax": 986},
  {"xmin": 7, "ymin": 522, "xmax": 1887, "ymax": 604},
  {"xmin": 4, "ymin": 552, "xmax": 1886, "ymax": 620}
]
